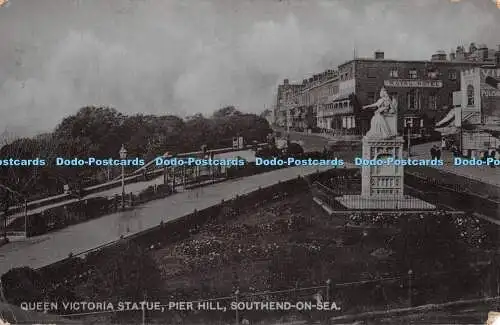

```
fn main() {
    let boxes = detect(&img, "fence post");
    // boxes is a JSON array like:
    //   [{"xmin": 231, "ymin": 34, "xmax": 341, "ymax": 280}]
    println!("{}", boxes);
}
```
[
  {"xmin": 326, "ymin": 279, "xmax": 331, "ymax": 302},
  {"xmin": 235, "ymin": 289, "xmax": 240, "ymax": 325},
  {"xmin": 142, "ymin": 291, "xmax": 147, "ymax": 325}
]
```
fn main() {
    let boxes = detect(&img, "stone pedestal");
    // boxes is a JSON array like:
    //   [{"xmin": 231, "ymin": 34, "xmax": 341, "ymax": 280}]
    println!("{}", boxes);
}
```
[
  {"xmin": 336, "ymin": 122, "xmax": 434, "ymax": 210},
  {"xmin": 361, "ymin": 136, "xmax": 405, "ymax": 197}
]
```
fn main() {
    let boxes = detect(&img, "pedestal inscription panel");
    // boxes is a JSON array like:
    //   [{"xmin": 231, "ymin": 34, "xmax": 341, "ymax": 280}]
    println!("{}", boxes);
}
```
[{"xmin": 361, "ymin": 136, "xmax": 405, "ymax": 198}]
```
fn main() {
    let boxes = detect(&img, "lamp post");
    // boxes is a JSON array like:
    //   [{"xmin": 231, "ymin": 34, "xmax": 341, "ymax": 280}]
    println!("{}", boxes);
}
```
[
  {"xmin": 408, "ymin": 269, "xmax": 413, "ymax": 307},
  {"xmin": 405, "ymin": 120, "xmax": 412, "ymax": 157},
  {"xmin": 2, "ymin": 191, "xmax": 10, "ymax": 241},
  {"xmin": 119, "ymin": 144, "xmax": 127, "ymax": 210}
]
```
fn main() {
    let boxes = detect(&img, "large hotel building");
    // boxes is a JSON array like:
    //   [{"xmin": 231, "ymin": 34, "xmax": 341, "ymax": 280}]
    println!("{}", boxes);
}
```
[{"xmin": 274, "ymin": 43, "xmax": 500, "ymax": 140}]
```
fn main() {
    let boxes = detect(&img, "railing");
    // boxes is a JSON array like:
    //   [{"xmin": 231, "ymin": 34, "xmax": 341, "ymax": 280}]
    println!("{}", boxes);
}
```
[
  {"xmin": 55, "ymin": 265, "xmax": 496, "ymax": 324},
  {"xmin": 118, "ymin": 143, "xmax": 267, "ymax": 180},
  {"xmin": 2, "ymin": 144, "xmax": 265, "ymax": 216}
]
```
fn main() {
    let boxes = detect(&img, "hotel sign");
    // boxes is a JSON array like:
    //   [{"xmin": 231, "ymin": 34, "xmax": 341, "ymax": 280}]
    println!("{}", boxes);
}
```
[
  {"xmin": 482, "ymin": 89, "xmax": 500, "ymax": 97},
  {"xmin": 384, "ymin": 79, "xmax": 443, "ymax": 88}
]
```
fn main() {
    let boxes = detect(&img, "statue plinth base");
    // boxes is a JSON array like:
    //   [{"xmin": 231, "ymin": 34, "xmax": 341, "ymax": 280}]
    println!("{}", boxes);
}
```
[
  {"xmin": 333, "ymin": 135, "xmax": 435, "ymax": 210},
  {"xmin": 335, "ymin": 195, "xmax": 435, "ymax": 210}
]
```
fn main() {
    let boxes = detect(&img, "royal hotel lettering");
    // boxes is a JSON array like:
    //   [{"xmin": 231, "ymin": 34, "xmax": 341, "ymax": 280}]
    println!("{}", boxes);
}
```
[{"xmin": 384, "ymin": 79, "xmax": 443, "ymax": 88}]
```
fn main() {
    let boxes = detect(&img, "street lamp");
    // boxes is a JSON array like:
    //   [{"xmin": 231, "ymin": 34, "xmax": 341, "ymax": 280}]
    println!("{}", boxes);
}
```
[
  {"xmin": 405, "ymin": 120, "xmax": 412, "ymax": 157},
  {"xmin": 119, "ymin": 144, "xmax": 127, "ymax": 210},
  {"xmin": 408, "ymin": 269, "xmax": 413, "ymax": 307}
]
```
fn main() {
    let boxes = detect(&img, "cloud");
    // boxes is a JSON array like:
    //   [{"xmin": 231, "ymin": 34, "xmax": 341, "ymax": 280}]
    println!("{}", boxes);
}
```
[{"xmin": 0, "ymin": 0, "xmax": 499, "ymax": 136}]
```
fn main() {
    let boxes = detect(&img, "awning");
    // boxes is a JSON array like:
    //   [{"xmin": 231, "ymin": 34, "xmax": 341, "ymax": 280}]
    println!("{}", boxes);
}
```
[
  {"xmin": 435, "ymin": 126, "xmax": 458, "ymax": 136},
  {"xmin": 326, "ymin": 93, "xmax": 352, "ymax": 103},
  {"xmin": 435, "ymin": 107, "xmax": 456, "ymax": 127},
  {"xmin": 485, "ymin": 76, "xmax": 499, "ymax": 89},
  {"xmin": 478, "ymin": 124, "xmax": 500, "ymax": 133}
]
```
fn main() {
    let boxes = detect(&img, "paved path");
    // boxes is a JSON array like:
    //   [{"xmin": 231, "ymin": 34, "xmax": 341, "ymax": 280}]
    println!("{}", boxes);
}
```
[
  {"xmin": 0, "ymin": 165, "xmax": 343, "ymax": 275},
  {"xmin": 410, "ymin": 142, "xmax": 500, "ymax": 187},
  {"xmin": 6, "ymin": 150, "xmax": 256, "ymax": 225}
]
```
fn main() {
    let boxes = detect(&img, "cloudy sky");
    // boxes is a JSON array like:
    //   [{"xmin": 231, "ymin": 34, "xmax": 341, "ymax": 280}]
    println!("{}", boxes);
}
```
[{"xmin": 0, "ymin": 0, "xmax": 499, "ymax": 136}]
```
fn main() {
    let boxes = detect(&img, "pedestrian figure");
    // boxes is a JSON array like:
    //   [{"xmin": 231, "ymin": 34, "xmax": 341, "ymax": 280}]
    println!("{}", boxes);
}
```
[
  {"xmin": 490, "ymin": 150, "xmax": 496, "ymax": 168},
  {"xmin": 483, "ymin": 150, "xmax": 489, "ymax": 162},
  {"xmin": 430, "ymin": 146, "xmax": 436, "ymax": 159},
  {"xmin": 436, "ymin": 147, "xmax": 441, "ymax": 160}
]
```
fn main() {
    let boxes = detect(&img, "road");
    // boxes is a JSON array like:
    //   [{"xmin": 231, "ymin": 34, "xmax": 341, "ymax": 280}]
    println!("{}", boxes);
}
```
[
  {"xmin": 0, "ymin": 164, "xmax": 344, "ymax": 275},
  {"xmin": 275, "ymin": 128, "xmax": 361, "ymax": 152},
  {"xmin": 410, "ymin": 141, "xmax": 500, "ymax": 187},
  {"xmin": 283, "ymin": 130, "xmax": 500, "ymax": 188},
  {"xmin": 5, "ymin": 149, "xmax": 256, "ymax": 225}
]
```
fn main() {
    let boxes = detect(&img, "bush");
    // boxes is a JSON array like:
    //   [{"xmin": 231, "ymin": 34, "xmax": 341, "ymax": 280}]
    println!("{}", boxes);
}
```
[
  {"xmin": 1, "ymin": 267, "xmax": 45, "ymax": 305},
  {"xmin": 79, "ymin": 242, "xmax": 163, "ymax": 303}
]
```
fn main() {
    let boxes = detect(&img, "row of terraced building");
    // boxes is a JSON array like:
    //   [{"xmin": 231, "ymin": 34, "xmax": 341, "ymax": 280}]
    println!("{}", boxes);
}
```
[{"xmin": 274, "ymin": 43, "xmax": 500, "ymax": 141}]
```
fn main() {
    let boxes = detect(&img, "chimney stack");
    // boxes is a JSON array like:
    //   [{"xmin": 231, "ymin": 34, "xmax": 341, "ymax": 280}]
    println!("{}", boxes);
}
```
[
  {"xmin": 374, "ymin": 50, "xmax": 384, "ymax": 59},
  {"xmin": 283, "ymin": 79, "xmax": 289, "ymax": 85}
]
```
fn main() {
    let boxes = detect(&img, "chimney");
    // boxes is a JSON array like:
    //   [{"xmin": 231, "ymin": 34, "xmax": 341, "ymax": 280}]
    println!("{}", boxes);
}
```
[
  {"xmin": 374, "ymin": 50, "xmax": 384, "ymax": 59},
  {"xmin": 283, "ymin": 79, "xmax": 289, "ymax": 85}
]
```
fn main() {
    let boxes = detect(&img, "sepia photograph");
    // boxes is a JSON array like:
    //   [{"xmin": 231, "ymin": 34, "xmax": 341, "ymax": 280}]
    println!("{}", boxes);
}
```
[{"xmin": 0, "ymin": 0, "xmax": 500, "ymax": 324}]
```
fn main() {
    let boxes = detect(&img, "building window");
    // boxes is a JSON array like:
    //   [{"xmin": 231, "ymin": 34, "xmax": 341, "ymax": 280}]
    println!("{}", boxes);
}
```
[
  {"xmin": 404, "ymin": 117, "xmax": 414, "ymax": 128},
  {"xmin": 407, "ymin": 89, "xmax": 419, "ymax": 110},
  {"xmin": 428, "ymin": 70, "xmax": 439, "ymax": 79},
  {"xmin": 367, "ymin": 68, "xmax": 377, "ymax": 78},
  {"xmin": 390, "ymin": 69, "xmax": 398, "ymax": 78},
  {"xmin": 429, "ymin": 94, "xmax": 437, "ymax": 110},
  {"xmin": 449, "ymin": 70, "xmax": 457, "ymax": 81},
  {"xmin": 409, "ymin": 69, "xmax": 418, "ymax": 79},
  {"xmin": 467, "ymin": 85, "xmax": 474, "ymax": 106}
]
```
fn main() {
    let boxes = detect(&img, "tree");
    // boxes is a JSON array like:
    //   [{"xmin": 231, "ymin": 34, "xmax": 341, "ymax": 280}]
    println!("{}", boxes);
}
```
[
  {"xmin": 184, "ymin": 114, "xmax": 215, "ymax": 148},
  {"xmin": 212, "ymin": 106, "xmax": 241, "ymax": 119},
  {"xmin": 53, "ymin": 106, "xmax": 126, "ymax": 158},
  {"xmin": 0, "ymin": 105, "xmax": 273, "ymax": 200},
  {"xmin": 260, "ymin": 109, "xmax": 272, "ymax": 118}
]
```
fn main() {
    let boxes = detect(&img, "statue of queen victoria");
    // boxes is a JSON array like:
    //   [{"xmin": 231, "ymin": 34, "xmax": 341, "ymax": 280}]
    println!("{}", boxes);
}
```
[{"xmin": 362, "ymin": 87, "xmax": 398, "ymax": 139}]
